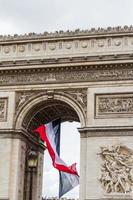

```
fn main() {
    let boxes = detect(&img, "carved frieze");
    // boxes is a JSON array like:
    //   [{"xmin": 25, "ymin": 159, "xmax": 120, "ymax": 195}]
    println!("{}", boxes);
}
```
[
  {"xmin": 0, "ymin": 98, "xmax": 8, "ymax": 121},
  {"xmin": 99, "ymin": 145, "xmax": 133, "ymax": 194},
  {"xmin": 2, "ymin": 67, "xmax": 133, "ymax": 86},
  {"xmin": 95, "ymin": 94, "xmax": 133, "ymax": 118}
]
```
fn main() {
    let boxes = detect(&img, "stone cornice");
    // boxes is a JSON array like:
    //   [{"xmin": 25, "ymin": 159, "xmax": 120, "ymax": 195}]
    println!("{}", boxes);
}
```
[
  {"xmin": 79, "ymin": 126, "xmax": 133, "ymax": 137},
  {"xmin": 0, "ymin": 26, "xmax": 133, "ymax": 43},
  {"xmin": 0, "ymin": 61, "xmax": 132, "ymax": 74},
  {"xmin": 0, "ymin": 53, "xmax": 132, "ymax": 70}
]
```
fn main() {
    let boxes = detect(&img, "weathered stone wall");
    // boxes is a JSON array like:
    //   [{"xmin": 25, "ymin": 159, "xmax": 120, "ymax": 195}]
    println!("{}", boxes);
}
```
[{"xmin": 0, "ymin": 138, "xmax": 26, "ymax": 200}]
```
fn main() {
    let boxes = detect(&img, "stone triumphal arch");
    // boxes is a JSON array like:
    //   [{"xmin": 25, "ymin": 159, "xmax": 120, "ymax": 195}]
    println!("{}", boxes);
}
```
[{"xmin": 1, "ymin": 26, "xmax": 133, "ymax": 200}]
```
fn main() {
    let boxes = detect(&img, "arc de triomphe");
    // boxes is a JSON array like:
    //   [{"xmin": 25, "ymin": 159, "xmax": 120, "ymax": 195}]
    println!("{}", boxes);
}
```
[{"xmin": 1, "ymin": 27, "xmax": 133, "ymax": 200}]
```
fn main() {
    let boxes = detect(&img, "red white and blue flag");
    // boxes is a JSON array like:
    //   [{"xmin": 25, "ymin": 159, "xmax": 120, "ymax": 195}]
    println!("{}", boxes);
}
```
[{"xmin": 35, "ymin": 119, "xmax": 79, "ymax": 198}]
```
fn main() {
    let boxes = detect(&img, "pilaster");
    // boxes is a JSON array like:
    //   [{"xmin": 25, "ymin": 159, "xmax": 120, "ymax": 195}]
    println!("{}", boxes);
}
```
[{"xmin": 0, "ymin": 130, "xmax": 45, "ymax": 200}]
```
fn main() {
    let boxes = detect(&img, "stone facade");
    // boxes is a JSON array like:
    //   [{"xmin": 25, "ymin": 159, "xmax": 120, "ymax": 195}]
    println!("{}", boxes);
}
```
[{"xmin": 0, "ymin": 27, "xmax": 133, "ymax": 200}]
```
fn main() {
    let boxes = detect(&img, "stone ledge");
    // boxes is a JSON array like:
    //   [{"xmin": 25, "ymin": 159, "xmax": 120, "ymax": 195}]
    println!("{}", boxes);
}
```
[
  {"xmin": 0, "ymin": 199, "xmax": 9, "ymax": 200},
  {"xmin": 79, "ymin": 126, "xmax": 133, "ymax": 137},
  {"xmin": 85, "ymin": 197, "xmax": 132, "ymax": 200},
  {"xmin": 0, "ymin": 129, "xmax": 46, "ymax": 152}
]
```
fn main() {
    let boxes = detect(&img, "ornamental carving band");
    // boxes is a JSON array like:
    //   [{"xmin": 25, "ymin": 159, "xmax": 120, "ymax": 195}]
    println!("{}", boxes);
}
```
[{"xmin": 2, "ymin": 68, "xmax": 133, "ymax": 86}]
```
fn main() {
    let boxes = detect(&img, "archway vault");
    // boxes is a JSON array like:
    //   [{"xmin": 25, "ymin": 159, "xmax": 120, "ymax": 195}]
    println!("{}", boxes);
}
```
[
  {"xmin": 15, "ymin": 92, "xmax": 86, "ymax": 132},
  {"xmin": 13, "ymin": 91, "xmax": 85, "ymax": 200}
]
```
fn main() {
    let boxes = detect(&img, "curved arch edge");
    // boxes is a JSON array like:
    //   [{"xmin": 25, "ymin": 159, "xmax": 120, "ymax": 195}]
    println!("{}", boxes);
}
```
[{"xmin": 14, "ymin": 92, "xmax": 86, "ymax": 130}]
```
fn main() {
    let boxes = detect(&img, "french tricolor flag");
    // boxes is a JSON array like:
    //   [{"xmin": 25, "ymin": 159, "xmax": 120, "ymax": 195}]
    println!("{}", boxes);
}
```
[{"xmin": 35, "ymin": 119, "xmax": 79, "ymax": 198}]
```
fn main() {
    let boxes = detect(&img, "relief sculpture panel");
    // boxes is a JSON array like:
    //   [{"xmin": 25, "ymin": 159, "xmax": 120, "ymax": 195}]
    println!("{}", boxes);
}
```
[
  {"xmin": 95, "ymin": 94, "xmax": 133, "ymax": 118},
  {"xmin": 0, "ymin": 98, "xmax": 8, "ymax": 121},
  {"xmin": 99, "ymin": 145, "xmax": 133, "ymax": 194}
]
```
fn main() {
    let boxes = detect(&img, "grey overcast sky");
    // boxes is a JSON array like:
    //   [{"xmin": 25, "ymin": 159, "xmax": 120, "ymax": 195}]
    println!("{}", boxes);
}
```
[
  {"xmin": 0, "ymin": 0, "xmax": 132, "ymax": 35},
  {"xmin": 0, "ymin": 0, "xmax": 132, "ymax": 198}
]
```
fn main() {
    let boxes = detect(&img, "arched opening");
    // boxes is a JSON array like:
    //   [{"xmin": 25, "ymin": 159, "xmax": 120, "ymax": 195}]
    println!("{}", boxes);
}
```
[
  {"xmin": 22, "ymin": 99, "xmax": 80, "ymax": 131},
  {"xmin": 15, "ymin": 94, "xmax": 85, "ymax": 200}
]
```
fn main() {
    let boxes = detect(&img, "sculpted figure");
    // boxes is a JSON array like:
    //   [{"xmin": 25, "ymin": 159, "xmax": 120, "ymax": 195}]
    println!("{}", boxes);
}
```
[
  {"xmin": 99, "ymin": 145, "xmax": 133, "ymax": 194},
  {"xmin": 18, "ymin": 94, "xmax": 27, "ymax": 107}
]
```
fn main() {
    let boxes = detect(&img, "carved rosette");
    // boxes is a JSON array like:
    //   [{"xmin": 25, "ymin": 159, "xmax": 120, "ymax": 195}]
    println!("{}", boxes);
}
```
[{"xmin": 99, "ymin": 145, "xmax": 133, "ymax": 194}]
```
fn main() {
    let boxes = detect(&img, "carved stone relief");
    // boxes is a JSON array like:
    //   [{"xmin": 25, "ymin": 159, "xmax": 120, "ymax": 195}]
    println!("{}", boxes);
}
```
[
  {"xmin": 33, "ymin": 44, "xmax": 41, "ymax": 52},
  {"xmin": 4, "ymin": 46, "xmax": 11, "ymax": 54},
  {"xmin": 65, "ymin": 88, "xmax": 87, "ymax": 112},
  {"xmin": 18, "ymin": 45, "xmax": 25, "ymax": 53},
  {"xmin": 15, "ymin": 92, "xmax": 36, "ymax": 111},
  {"xmin": 95, "ymin": 94, "xmax": 133, "ymax": 118},
  {"xmin": 99, "ymin": 145, "xmax": 133, "ymax": 194},
  {"xmin": 45, "ymin": 73, "xmax": 56, "ymax": 82},
  {"xmin": 0, "ymin": 98, "xmax": 8, "ymax": 121}
]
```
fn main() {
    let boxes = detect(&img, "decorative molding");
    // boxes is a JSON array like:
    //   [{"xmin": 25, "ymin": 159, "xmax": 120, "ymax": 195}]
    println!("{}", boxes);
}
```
[
  {"xmin": 95, "ymin": 93, "xmax": 133, "ymax": 118},
  {"xmin": 0, "ymin": 98, "xmax": 8, "ymax": 121},
  {"xmin": 79, "ymin": 127, "xmax": 133, "ymax": 138},
  {"xmin": 0, "ymin": 54, "xmax": 132, "ymax": 69},
  {"xmin": 99, "ymin": 145, "xmax": 133, "ymax": 194}
]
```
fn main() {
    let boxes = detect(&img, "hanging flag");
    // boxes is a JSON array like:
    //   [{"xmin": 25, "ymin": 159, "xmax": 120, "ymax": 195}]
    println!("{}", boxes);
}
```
[
  {"xmin": 34, "ymin": 119, "xmax": 79, "ymax": 197},
  {"xmin": 59, "ymin": 171, "xmax": 79, "ymax": 198}
]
